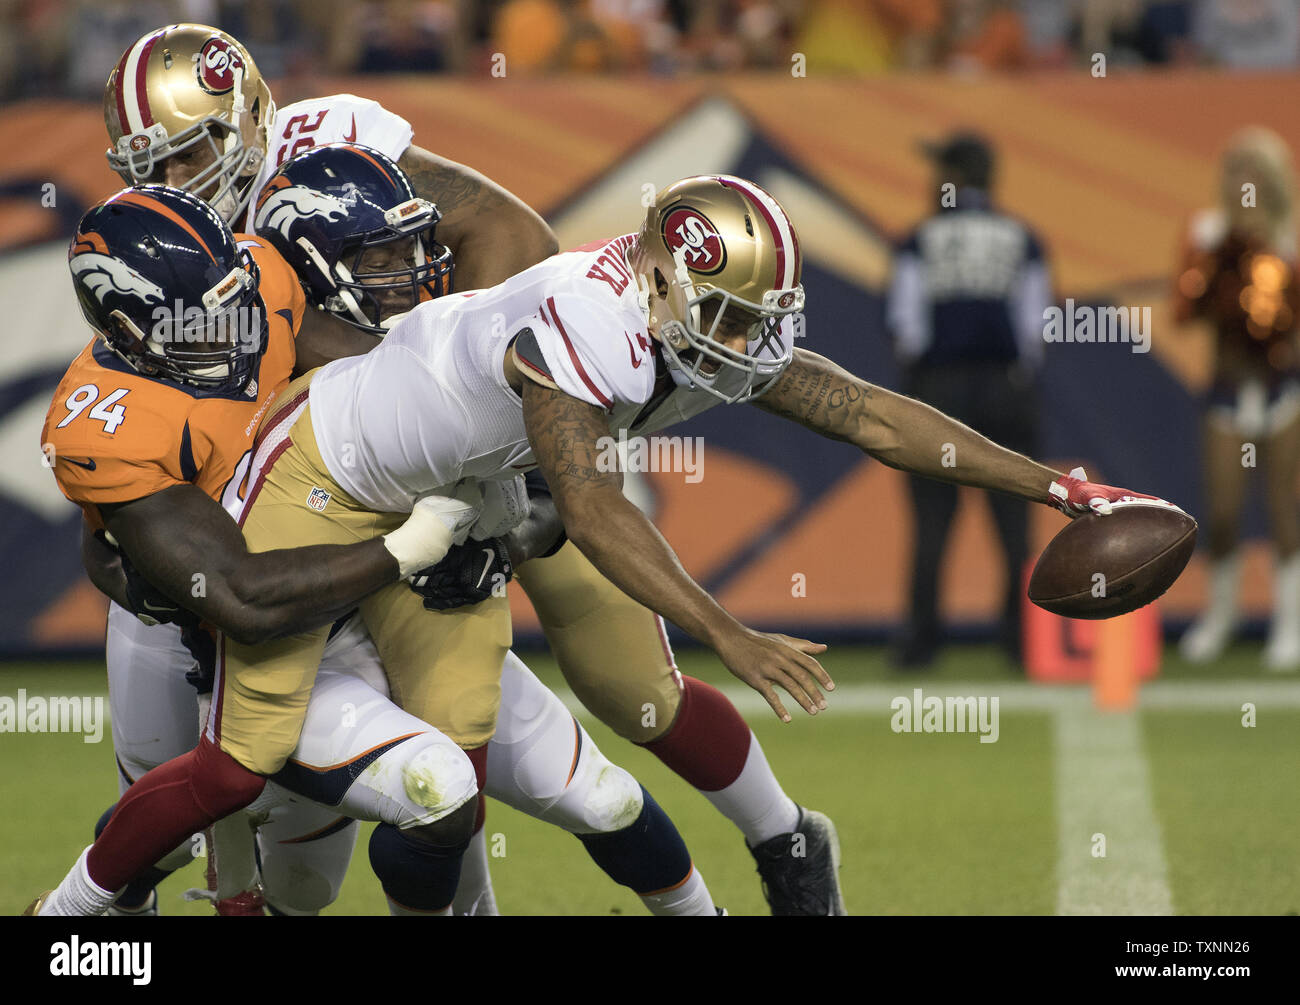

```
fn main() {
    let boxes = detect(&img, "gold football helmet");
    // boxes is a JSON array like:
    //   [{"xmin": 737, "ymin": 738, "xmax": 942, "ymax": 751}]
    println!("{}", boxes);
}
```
[
  {"xmin": 629, "ymin": 174, "xmax": 804, "ymax": 403},
  {"xmin": 104, "ymin": 24, "xmax": 275, "ymax": 225}
]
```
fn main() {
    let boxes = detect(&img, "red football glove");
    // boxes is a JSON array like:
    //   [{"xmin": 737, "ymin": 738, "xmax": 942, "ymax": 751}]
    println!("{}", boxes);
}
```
[{"xmin": 1047, "ymin": 467, "xmax": 1181, "ymax": 517}]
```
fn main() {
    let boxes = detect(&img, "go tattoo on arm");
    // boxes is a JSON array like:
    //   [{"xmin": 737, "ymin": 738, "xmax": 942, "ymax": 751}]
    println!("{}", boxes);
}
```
[{"xmin": 754, "ymin": 348, "xmax": 874, "ymax": 443}]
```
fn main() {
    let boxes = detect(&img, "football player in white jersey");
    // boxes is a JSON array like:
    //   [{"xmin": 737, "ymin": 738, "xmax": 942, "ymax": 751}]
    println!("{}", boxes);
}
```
[{"xmin": 101, "ymin": 22, "xmax": 851, "ymax": 916}]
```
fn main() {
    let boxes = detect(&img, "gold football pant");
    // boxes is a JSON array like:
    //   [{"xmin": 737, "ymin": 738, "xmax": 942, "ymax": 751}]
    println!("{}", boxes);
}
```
[
  {"xmin": 212, "ymin": 379, "xmax": 508, "ymax": 776},
  {"xmin": 515, "ymin": 543, "xmax": 683, "ymax": 743}
]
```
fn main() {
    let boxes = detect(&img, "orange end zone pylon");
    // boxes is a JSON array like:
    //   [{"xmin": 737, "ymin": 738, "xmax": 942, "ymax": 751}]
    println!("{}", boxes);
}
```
[{"xmin": 1023, "ymin": 566, "xmax": 1161, "ymax": 700}]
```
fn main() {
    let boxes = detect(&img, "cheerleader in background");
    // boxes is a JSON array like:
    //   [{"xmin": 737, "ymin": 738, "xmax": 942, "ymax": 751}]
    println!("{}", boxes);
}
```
[{"xmin": 1175, "ymin": 127, "xmax": 1300, "ymax": 671}]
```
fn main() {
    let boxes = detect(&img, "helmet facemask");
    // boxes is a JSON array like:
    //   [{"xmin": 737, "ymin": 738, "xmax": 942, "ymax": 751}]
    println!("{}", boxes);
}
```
[
  {"xmin": 109, "ymin": 117, "xmax": 267, "ymax": 226},
  {"xmin": 97, "ymin": 248, "xmax": 268, "ymax": 392},
  {"xmin": 646, "ymin": 249, "xmax": 801, "ymax": 404},
  {"xmin": 324, "ymin": 199, "xmax": 453, "ymax": 333}
]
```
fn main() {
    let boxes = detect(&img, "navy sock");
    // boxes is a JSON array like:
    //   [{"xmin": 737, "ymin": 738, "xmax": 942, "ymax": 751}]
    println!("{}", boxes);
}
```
[
  {"xmin": 368, "ymin": 822, "xmax": 469, "ymax": 912},
  {"xmin": 577, "ymin": 786, "xmax": 692, "ymax": 894}
]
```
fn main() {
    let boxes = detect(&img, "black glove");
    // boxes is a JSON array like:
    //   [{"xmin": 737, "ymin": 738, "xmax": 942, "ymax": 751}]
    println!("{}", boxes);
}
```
[
  {"xmin": 182, "ymin": 625, "xmax": 217, "ymax": 695},
  {"xmin": 408, "ymin": 537, "xmax": 513, "ymax": 611},
  {"xmin": 121, "ymin": 552, "xmax": 201, "ymax": 630}
]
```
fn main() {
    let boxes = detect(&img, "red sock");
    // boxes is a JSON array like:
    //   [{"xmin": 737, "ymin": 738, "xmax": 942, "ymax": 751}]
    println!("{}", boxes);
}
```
[
  {"xmin": 640, "ymin": 676, "xmax": 751, "ymax": 791},
  {"xmin": 87, "ymin": 736, "xmax": 265, "ymax": 891}
]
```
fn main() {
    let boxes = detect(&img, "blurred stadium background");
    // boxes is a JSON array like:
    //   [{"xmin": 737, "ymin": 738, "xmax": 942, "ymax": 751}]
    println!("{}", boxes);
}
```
[{"xmin": 1, "ymin": 0, "xmax": 1298, "ymax": 915}]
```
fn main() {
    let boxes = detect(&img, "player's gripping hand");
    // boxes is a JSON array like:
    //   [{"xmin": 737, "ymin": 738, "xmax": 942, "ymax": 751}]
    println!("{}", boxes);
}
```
[
  {"xmin": 714, "ymin": 627, "xmax": 833, "ymax": 723},
  {"xmin": 1048, "ymin": 467, "xmax": 1179, "ymax": 518},
  {"xmin": 121, "ymin": 550, "xmax": 201, "ymax": 629},
  {"xmin": 383, "ymin": 495, "xmax": 480, "ymax": 578},
  {"xmin": 408, "ymin": 537, "xmax": 513, "ymax": 611}
]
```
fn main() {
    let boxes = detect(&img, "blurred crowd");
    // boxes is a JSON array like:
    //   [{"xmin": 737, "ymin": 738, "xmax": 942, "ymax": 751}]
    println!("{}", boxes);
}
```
[{"xmin": 2, "ymin": 0, "xmax": 1298, "ymax": 101}]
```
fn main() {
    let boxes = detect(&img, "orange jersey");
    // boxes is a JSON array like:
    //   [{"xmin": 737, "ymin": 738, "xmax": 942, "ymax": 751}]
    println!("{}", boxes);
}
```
[{"xmin": 42, "ymin": 236, "xmax": 305, "ymax": 528}]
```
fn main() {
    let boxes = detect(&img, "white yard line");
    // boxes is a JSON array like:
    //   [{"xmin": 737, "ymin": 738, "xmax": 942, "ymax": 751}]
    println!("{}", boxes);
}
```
[{"xmin": 1053, "ymin": 704, "xmax": 1173, "ymax": 915}]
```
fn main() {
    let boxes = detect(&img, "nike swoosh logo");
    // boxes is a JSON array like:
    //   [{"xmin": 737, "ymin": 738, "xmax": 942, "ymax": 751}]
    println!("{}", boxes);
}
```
[
  {"xmin": 141, "ymin": 599, "xmax": 174, "ymax": 612},
  {"xmin": 624, "ymin": 332, "xmax": 643, "ymax": 369},
  {"xmin": 62, "ymin": 456, "xmax": 96, "ymax": 471},
  {"xmin": 343, "ymin": 114, "xmax": 357, "ymax": 143},
  {"xmin": 275, "ymin": 308, "xmax": 295, "ymax": 327},
  {"xmin": 474, "ymin": 548, "xmax": 495, "ymax": 590}
]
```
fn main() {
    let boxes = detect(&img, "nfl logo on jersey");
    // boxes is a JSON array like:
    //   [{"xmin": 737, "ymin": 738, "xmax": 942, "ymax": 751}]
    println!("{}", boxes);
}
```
[{"xmin": 306, "ymin": 487, "xmax": 331, "ymax": 511}]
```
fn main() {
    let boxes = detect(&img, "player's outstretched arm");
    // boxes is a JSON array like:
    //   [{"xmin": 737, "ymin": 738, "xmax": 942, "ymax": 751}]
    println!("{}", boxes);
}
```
[
  {"xmin": 398, "ymin": 146, "xmax": 559, "ymax": 290},
  {"xmin": 522, "ymin": 380, "xmax": 833, "ymax": 721},
  {"xmin": 756, "ymin": 348, "xmax": 1064, "ymax": 502},
  {"xmin": 98, "ymin": 484, "xmax": 472, "ymax": 646}
]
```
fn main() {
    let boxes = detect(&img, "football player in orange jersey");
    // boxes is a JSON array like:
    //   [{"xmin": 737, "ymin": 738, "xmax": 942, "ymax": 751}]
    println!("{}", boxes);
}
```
[{"xmin": 33, "ymin": 185, "xmax": 492, "ymax": 916}]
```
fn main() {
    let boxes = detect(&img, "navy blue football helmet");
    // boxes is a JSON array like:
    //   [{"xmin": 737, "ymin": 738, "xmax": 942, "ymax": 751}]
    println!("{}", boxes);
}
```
[
  {"xmin": 68, "ymin": 184, "xmax": 267, "ymax": 394},
  {"xmin": 253, "ymin": 143, "xmax": 452, "ymax": 333}
]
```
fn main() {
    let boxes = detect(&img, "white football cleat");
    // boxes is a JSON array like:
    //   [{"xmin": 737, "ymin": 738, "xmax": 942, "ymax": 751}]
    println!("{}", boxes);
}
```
[{"xmin": 1180, "ymin": 615, "xmax": 1235, "ymax": 664}]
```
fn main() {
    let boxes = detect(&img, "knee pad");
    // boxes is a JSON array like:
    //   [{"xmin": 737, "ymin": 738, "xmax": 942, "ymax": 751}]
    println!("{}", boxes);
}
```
[
  {"xmin": 568, "ymin": 757, "xmax": 644, "ymax": 835},
  {"xmin": 330, "ymin": 735, "xmax": 479, "ymax": 829}
]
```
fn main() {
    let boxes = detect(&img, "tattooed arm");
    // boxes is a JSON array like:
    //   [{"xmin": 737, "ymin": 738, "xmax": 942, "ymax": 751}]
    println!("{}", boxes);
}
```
[
  {"xmin": 521, "ymin": 379, "xmax": 832, "ymax": 721},
  {"xmin": 756, "ymin": 348, "xmax": 1062, "ymax": 502},
  {"xmin": 397, "ymin": 146, "xmax": 558, "ymax": 290}
]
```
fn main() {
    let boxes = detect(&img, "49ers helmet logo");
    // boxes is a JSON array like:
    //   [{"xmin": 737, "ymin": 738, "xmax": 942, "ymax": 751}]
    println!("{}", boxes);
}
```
[
  {"xmin": 195, "ymin": 37, "xmax": 244, "ymax": 95},
  {"xmin": 662, "ymin": 206, "xmax": 726, "ymax": 275}
]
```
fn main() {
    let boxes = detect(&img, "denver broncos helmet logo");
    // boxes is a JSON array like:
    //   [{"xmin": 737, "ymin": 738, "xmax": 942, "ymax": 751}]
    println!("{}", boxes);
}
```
[
  {"xmin": 255, "ymin": 185, "xmax": 351, "ymax": 241},
  {"xmin": 69, "ymin": 252, "xmax": 166, "ymax": 306},
  {"xmin": 663, "ymin": 206, "xmax": 726, "ymax": 275}
]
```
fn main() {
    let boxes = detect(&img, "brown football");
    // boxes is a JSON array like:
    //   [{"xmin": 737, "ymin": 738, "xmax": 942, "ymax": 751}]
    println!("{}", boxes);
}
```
[{"xmin": 1028, "ymin": 504, "xmax": 1198, "ymax": 620}]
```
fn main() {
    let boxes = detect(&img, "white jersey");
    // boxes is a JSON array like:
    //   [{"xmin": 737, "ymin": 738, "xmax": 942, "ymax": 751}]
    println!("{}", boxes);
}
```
[
  {"xmin": 307, "ymin": 234, "xmax": 743, "ymax": 513},
  {"xmin": 238, "ymin": 94, "xmax": 414, "ymax": 233}
]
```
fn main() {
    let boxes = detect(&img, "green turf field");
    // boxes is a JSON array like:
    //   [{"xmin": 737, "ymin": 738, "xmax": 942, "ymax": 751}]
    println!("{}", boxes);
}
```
[{"xmin": 2, "ymin": 642, "xmax": 1296, "ymax": 915}]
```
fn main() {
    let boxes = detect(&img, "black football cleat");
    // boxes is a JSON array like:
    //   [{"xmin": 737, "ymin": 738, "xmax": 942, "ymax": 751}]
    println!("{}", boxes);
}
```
[
  {"xmin": 748, "ymin": 808, "xmax": 846, "ymax": 916},
  {"xmin": 107, "ymin": 889, "xmax": 159, "ymax": 916}
]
